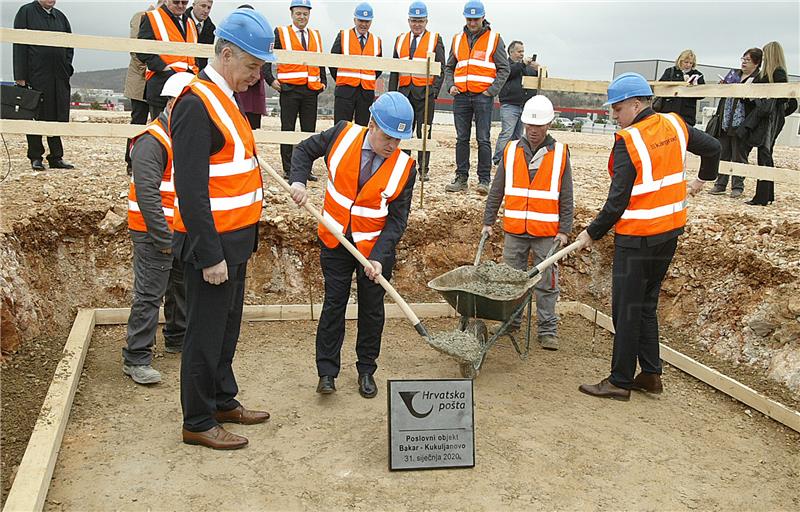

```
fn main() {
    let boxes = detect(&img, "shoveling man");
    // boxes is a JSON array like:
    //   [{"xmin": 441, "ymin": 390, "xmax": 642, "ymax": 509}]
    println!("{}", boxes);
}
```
[
  {"xmin": 481, "ymin": 95, "xmax": 574, "ymax": 350},
  {"xmin": 575, "ymin": 73, "xmax": 720, "ymax": 401},
  {"xmin": 288, "ymin": 92, "xmax": 417, "ymax": 398}
]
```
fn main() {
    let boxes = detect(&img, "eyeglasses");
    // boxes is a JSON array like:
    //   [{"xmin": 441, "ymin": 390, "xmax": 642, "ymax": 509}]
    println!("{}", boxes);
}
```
[
  {"xmin": 741, "ymin": 57, "xmax": 753, "ymax": 63},
  {"xmin": 173, "ymin": 0, "xmax": 189, "ymax": 5}
]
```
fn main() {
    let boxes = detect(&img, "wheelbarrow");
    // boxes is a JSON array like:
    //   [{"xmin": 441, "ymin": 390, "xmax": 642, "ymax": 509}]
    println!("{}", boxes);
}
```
[{"xmin": 427, "ymin": 234, "xmax": 580, "ymax": 378}]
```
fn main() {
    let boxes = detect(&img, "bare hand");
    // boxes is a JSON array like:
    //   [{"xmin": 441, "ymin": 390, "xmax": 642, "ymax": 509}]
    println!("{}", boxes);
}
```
[
  {"xmin": 481, "ymin": 225, "xmax": 492, "ymax": 237},
  {"xmin": 364, "ymin": 260, "xmax": 383, "ymax": 282},
  {"xmin": 203, "ymin": 260, "xmax": 228, "ymax": 285},
  {"xmin": 554, "ymin": 233, "xmax": 568, "ymax": 246},
  {"xmin": 575, "ymin": 229, "xmax": 593, "ymax": 250},
  {"xmin": 481, "ymin": 90, "xmax": 492, "ymax": 96},
  {"xmin": 271, "ymin": 80, "xmax": 281, "ymax": 92},
  {"xmin": 15, "ymin": 80, "xmax": 26, "ymax": 86},
  {"xmin": 449, "ymin": 85, "xmax": 459, "ymax": 96},
  {"xmin": 290, "ymin": 182, "xmax": 308, "ymax": 206},
  {"xmin": 687, "ymin": 178, "xmax": 704, "ymax": 196},
  {"xmin": 529, "ymin": 60, "xmax": 540, "ymax": 71}
]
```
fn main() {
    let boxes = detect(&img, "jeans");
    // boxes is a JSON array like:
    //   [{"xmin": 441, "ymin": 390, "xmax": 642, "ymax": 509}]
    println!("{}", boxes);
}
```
[
  {"xmin": 454, "ymin": 92, "xmax": 494, "ymax": 183},
  {"xmin": 493, "ymin": 103, "xmax": 524, "ymax": 165}
]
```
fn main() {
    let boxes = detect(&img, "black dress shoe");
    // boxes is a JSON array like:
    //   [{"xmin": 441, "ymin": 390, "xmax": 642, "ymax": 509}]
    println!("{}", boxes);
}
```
[
  {"xmin": 316, "ymin": 375, "xmax": 336, "ymax": 394},
  {"xmin": 358, "ymin": 374, "xmax": 377, "ymax": 398},
  {"xmin": 307, "ymin": 174, "xmax": 318, "ymax": 182},
  {"xmin": 744, "ymin": 199, "xmax": 767, "ymax": 206},
  {"xmin": 31, "ymin": 159, "xmax": 45, "ymax": 171},
  {"xmin": 49, "ymin": 159, "xmax": 75, "ymax": 169}
]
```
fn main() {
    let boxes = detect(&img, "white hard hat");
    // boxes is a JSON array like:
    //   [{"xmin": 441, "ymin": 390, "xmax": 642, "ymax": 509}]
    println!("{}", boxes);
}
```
[
  {"xmin": 160, "ymin": 72, "xmax": 194, "ymax": 98},
  {"xmin": 520, "ymin": 95, "xmax": 555, "ymax": 125}
]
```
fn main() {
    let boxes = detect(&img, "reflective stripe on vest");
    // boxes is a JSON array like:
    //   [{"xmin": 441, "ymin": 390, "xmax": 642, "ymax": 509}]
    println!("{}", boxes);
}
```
[
  {"xmin": 171, "ymin": 78, "xmax": 263, "ymax": 234},
  {"xmin": 128, "ymin": 118, "xmax": 176, "ymax": 231},
  {"xmin": 395, "ymin": 31, "xmax": 438, "ymax": 87},
  {"xmin": 276, "ymin": 26, "xmax": 324, "ymax": 90},
  {"xmin": 452, "ymin": 29, "xmax": 498, "ymax": 94},
  {"xmin": 318, "ymin": 123, "xmax": 414, "ymax": 258},
  {"xmin": 336, "ymin": 29, "xmax": 381, "ymax": 90},
  {"xmin": 609, "ymin": 112, "xmax": 689, "ymax": 236},
  {"xmin": 144, "ymin": 8, "xmax": 199, "ymax": 81},
  {"xmin": 502, "ymin": 140, "xmax": 566, "ymax": 237}
]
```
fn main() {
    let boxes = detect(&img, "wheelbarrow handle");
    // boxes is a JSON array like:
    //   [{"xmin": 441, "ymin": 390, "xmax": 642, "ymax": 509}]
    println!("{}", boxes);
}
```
[
  {"xmin": 259, "ymin": 159, "xmax": 429, "ymax": 338},
  {"xmin": 527, "ymin": 240, "xmax": 582, "ymax": 278},
  {"xmin": 474, "ymin": 231, "xmax": 489, "ymax": 267}
]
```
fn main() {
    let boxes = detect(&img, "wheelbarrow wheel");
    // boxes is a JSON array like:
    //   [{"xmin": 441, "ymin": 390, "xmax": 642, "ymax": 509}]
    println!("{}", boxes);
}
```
[{"xmin": 458, "ymin": 319, "xmax": 487, "ymax": 379}]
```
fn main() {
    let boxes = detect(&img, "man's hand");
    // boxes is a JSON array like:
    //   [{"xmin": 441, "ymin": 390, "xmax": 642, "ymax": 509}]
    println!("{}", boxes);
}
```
[
  {"xmin": 449, "ymin": 85, "xmax": 459, "ymax": 96},
  {"xmin": 270, "ymin": 80, "xmax": 281, "ymax": 92},
  {"xmin": 15, "ymin": 80, "xmax": 26, "ymax": 87},
  {"xmin": 687, "ymin": 178, "xmax": 704, "ymax": 196},
  {"xmin": 554, "ymin": 232, "xmax": 568, "ymax": 246},
  {"xmin": 575, "ymin": 229, "xmax": 593, "ymax": 250},
  {"xmin": 203, "ymin": 260, "xmax": 228, "ymax": 285},
  {"xmin": 364, "ymin": 260, "xmax": 382, "ymax": 282},
  {"xmin": 481, "ymin": 224, "xmax": 493, "ymax": 237},
  {"xmin": 290, "ymin": 182, "xmax": 308, "ymax": 206},
  {"xmin": 481, "ymin": 90, "xmax": 492, "ymax": 96}
]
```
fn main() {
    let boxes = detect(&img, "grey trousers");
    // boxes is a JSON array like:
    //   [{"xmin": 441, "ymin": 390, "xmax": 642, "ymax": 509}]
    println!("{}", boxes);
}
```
[
  {"xmin": 502, "ymin": 234, "xmax": 559, "ymax": 336},
  {"xmin": 124, "ymin": 239, "xmax": 186, "ymax": 365}
]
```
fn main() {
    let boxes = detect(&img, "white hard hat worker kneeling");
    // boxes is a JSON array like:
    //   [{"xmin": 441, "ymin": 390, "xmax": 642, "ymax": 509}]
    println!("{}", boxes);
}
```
[{"xmin": 481, "ymin": 94, "xmax": 575, "ymax": 350}]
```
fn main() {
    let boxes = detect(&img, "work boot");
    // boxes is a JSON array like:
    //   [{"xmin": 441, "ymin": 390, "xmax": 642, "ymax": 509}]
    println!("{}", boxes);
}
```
[
  {"xmin": 631, "ymin": 372, "xmax": 663, "ymax": 394},
  {"xmin": 538, "ymin": 334, "xmax": 559, "ymax": 351},
  {"xmin": 730, "ymin": 189, "xmax": 743, "ymax": 198},
  {"xmin": 476, "ymin": 181, "xmax": 490, "ymax": 195},
  {"xmin": 445, "ymin": 176, "xmax": 468, "ymax": 193},
  {"xmin": 707, "ymin": 185, "xmax": 726, "ymax": 195},
  {"xmin": 123, "ymin": 363, "xmax": 162, "ymax": 385}
]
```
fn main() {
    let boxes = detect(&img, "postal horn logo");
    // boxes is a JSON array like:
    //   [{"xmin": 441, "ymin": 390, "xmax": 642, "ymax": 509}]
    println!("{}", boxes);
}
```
[{"xmin": 398, "ymin": 391, "xmax": 433, "ymax": 418}]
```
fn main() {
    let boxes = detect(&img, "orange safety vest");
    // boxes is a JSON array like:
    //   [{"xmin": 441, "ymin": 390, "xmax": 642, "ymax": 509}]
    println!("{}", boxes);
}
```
[
  {"xmin": 502, "ymin": 140, "xmax": 567, "ymax": 237},
  {"xmin": 394, "ymin": 31, "xmax": 439, "ymax": 87},
  {"xmin": 609, "ymin": 112, "xmax": 689, "ymax": 237},
  {"xmin": 144, "ymin": 7, "xmax": 199, "ymax": 81},
  {"xmin": 452, "ymin": 28, "xmax": 499, "ymax": 94},
  {"xmin": 171, "ymin": 77, "xmax": 263, "ymax": 234},
  {"xmin": 128, "ymin": 117, "xmax": 175, "ymax": 232},
  {"xmin": 319, "ymin": 123, "xmax": 414, "ymax": 258},
  {"xmin": 335, "ymin": 29, "xmax": 381, "ymax": 90},
  {"xmin": 276, "ymin": 25, "xmax": 324, "ymax": 90}
]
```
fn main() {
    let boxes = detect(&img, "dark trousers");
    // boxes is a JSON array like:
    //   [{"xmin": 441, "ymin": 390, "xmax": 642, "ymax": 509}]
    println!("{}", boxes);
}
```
[
  {"xmin": 752, "ymin": 127, "xmax": 781, "ymax": 204},
  {"xmin": 149, "ymin": 104, "xmax": 165, "ymax": 121},
  {"xmin": 714, "ymin": 133, "xmax": 750, "ymax": 192},
  {"xmin": 280, "ymin": 90, "xmax": 319, "ymax": 175},
  {"xmin": 125, "ymin": 99, "xmax": 150, "ymax": 166},
  {"xmin": 245, "ymin": 112, "xmax": 262, "ymax": 130},
  {"xmin": 181, "ymin": 261, "xmax": 247, "ymax": 432},
  {"xmin": 609, "ymin": 237, "xmax": 678, "ymax": 389},
  {"xmin": 26, "ymin": 135, "xmax": 63, "ymax": 162},
  {"xmin": 454, "ymin": 92, "xmax": 493, "ymax": 183},
  {"xmin": 315, "ymin": 243, "xmax": 394, "ymax": 378},
  {"xmin": 124, "ymin": 240, "xmax": 186, "ymax": 365},
  {"xmin": 334, "ymin": 91, "xmax": 373, "ymax": 126},
  {"xmin": 409, "ymin": 93, "xmax": 435, "ymax": 176}
]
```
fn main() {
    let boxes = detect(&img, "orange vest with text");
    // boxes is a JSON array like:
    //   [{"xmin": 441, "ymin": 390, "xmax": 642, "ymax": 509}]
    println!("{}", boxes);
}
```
[
  {"xmin": 502, "ymin": 140, "xmax": 567, "ymax": 237},
  {"xmin": 335, "ymin": 29, "xmax": 381, "ymax": 90},
  {"xmin": 609, "ymin": 112, "xmax": 689, "ymax": 237},
  {"xmin": 395, "ymin": 31, "xmax": 439, "ymax": 87},
  {"xmin": 452, "ymin": 28, "xmax": 499, "ymax": 94},
  {"xmin": 171, "ymin": 77, "xmax": 263, "ymax": 234},
  {"xmin": 276, "ymin": 25, "xmax": 324, "ymax": 91},
  {"xmin": 128, "ymin": 117, "xmax": 175, "ymax": 232},
  {"xmin": 319, "ymin": 123, "xmax": 414, "ymax": 258},
  {"xmin": 144, "ymin": 8, "xmax": 199, "ymax": 81}
]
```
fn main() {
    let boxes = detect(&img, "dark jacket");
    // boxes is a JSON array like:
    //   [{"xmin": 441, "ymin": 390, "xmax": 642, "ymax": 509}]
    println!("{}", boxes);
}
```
[
  {"xmin": 186, "ymin": 7, "xmax": 215, "ymax": 70},
  {"xmin": 587, "ymin": 108, "xmax": 721, "ymax": 248},
  {"xmin": 388, "ymin": 31, "xmax": 446, "ymax": 100},
  {"xmin": 330, "ymin": 30, "xmax": 382, "ymax": 100},
  {"xmin": 443, "ymin": 20, "xmax": 510, "ymax": 97},
  {"xmin": 739, "ymin": 67, "xmax": 789, "ymax": 148},
  {"xmin": 289, "ymin": 121, "xmax": 417, "ymax": 266},
  {"xmin": 498, "ymin": 60, "xmax": 538, "ymax": 106},
  {"xmin": 264, "ymin": 26, "xmax": 328, "ymax": 95},
  {"xmin": 655, "ymin": 66, "xmax": 704, "ymax": 126},
  {"xmin": 12, "ymin": 1, "xmax": 74, "ymax": 122},
  {"xmin": 137, "ymin": 5, "xmax": 193, "ymax": 109}
]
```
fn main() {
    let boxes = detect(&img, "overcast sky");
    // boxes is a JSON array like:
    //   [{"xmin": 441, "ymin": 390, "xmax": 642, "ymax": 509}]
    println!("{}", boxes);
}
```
[{"xmin": 1, "ymin": 0, "xmax": 798, "ymax": 83}]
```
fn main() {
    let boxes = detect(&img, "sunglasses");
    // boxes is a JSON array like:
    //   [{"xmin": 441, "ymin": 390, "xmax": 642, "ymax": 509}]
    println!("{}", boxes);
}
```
[{"xmin": 172, "ymin": 0, "xmax": 189, "ymax": 5}]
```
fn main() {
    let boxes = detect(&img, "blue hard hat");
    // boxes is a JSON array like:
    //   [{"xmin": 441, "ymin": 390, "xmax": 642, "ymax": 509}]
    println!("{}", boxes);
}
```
[
  {"xmin": 290, "ymin": 0, "xmax": 312, "ymax": 8},
  {"xmin": 354, "ymin": 2, "xmax": 374, "ymax": 21},
  {"xmin": 463, "ymin": 0, "xmax": 485, "ymax": 18},
  {"xmin": 369, "ymin": 92, "xmax": 414, "ymax": 139},
  {"xmin": 215, "ymin": 8, "xmax": 276, "ymax": 62},
  {"xmin": 408, "ymin": 1, "xmax": 428, "ymax": 18},
  {"xmin": 604, "ymin": 72, "xmax": 653, "ymax": 106}
]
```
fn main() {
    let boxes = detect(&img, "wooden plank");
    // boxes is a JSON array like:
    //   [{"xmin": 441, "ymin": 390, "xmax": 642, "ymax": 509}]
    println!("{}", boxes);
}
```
[
  {"xmin": 2, "ymin": 309, "xmax": 96, "ymax": 512},
  {"xmin": 0, "ymin": 28, "xmax": 440, "ymax": 75},
  {"xmin": 524, "ymin": 76, "xmax": 608, "ymax": 95},
  {"xmin": 714, "ymin": 160, "xmax": 800, "ymax": 185},
  {"xmin": 0, "ymin": 119, "xmax": 438, "ymax": 151}
]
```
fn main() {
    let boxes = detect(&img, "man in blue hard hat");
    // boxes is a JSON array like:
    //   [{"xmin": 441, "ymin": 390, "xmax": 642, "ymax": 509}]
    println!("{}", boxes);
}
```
[
  {"xmin": 330, "ymin": 2, "xmax": 383, "ymax": 126},
  {"xmin": 444, "ymin": 0, "xmax": 510, "ymax": 195},
  {"xmin": 388, "ymin": 1, "xmax": 445, "ymax": 183},
  {"xmin": 288, "ymin": 92, "xmax": 417, "ymax": 399},
  {"xmin": 170, "ymin": 8, "xmax": 276, "ymax": 450},
  {"xmin": 574, "ymin": 73, "xmax": 720, "ymax": 401}
]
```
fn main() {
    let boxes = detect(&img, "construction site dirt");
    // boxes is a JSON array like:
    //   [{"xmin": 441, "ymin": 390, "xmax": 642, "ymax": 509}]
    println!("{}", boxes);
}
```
[{"xmin": 1, "ymin": 112, "xmax": 799, "ymax": 506}]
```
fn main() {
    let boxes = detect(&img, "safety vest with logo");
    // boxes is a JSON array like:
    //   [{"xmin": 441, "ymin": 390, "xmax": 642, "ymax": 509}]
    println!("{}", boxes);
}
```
[
  {"xmin": 394, "ymin": 31, "xmax": 439, "ymax": 87},
  {"xmin": 171, "ymin": 78, "xmax": 263, "ymax": 234},
  {"xmin": 128, "ymin": 117, "xmax": 175, "ymax": 232},
  {"xmin": 319, "ymin": 123, "xmax": 414, "ymax": 258},
  {"xmin": 609, "ymin": 112, "xmax": 689, "ymax": 237},
  {"xmin": 335, "ymin": 29, "xmax": 382, "ymax": 90},
  {"xmin": 276, "ymin": 25, "xmax": 324, "ymax": 90},
  {"xmin": 144, "ymin": 8, "xmax": 199, "ymax": 81},
  {"xmin": 502, "ymin": 140, "xmax": 567, "ymax": 237},
  {"xmin": 452, "ymin": 28, "xmax": 499, "ymax": 94}
]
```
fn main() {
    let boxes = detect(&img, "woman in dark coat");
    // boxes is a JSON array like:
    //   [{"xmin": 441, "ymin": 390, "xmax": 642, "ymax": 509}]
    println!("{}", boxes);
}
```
[{"xmin": 655, "ymin": 49, "xmax": 705, "ymax": 126}]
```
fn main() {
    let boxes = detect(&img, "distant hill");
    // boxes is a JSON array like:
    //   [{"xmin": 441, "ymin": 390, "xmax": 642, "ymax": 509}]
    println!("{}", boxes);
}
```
[{"xmin": 71, "ymin": 68, "xmax": 127, "ymax": 92}]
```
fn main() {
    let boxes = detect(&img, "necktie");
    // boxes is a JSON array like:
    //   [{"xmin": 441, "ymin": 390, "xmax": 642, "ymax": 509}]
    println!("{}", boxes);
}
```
[
  {"xmin": 300, "ymin": 30, "xmax": 308, "ymax": 51},
  {"xmin": 196, "ymin": 21, "xmax": 202, "ymax": 33},
  {"xmin": 409, "ymin": 35, "xmax": 418, "ymax": 59},
  {"xmin": 359, "ymin": 35, "xmax": 366, "ymax": 49},
  {"xmin": 359, "ymin": 150, "xmax": 376, "ymax": 188}
]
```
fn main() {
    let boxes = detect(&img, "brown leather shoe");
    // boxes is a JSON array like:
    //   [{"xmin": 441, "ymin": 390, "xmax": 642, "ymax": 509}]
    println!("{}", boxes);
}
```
[
  {"xmin": 214, "ymin": 405, "xmax": 270, "ymax": 425},
  {"xmin": 578, "ymin": 378, "xmax": 631, "ymax": 401},
  {"xmin": 632, "ymin": 372, "xmax": 663, "ymax": 394},
  {"xmin": 182, "ymin": 425, "xmax": 248, "ymax": 450}
]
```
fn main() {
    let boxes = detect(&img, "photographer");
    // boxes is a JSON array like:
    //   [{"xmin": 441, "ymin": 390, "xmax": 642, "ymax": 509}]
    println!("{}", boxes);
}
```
[{"xmin": 492, "ymin": 41, "xmax": 539, "ymax": 166}]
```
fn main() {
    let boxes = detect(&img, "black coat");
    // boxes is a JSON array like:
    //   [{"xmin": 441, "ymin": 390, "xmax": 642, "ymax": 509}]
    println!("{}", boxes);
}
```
[
  {"xmin": 739, "ymin": 68, "xmax": 790, "ymax": 148},
  {"xmin": 186, "ymin": 7, "xmax": 215, "ymax": 70},
  {"xmin": 655, "ymin": 66, "xmax": 704, "ymax": 126},
  {"xmin": 13, "ymin": 1, "xmax": 73, "ymax": 122}
]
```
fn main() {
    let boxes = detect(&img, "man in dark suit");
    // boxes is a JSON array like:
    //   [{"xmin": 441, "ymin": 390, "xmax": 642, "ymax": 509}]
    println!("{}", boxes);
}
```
[{"xmin": 187, "ymin": 0, "xmax": 216, "ymax": 70}]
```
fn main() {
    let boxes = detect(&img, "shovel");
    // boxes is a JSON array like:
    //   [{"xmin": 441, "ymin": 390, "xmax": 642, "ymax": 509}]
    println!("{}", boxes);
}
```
[
  {"xmin": 474, "ymin": 231, "xmax": 489, "ymax": 266},
  {"xmin": 259, "ymin": 160, "xmax": 430, "ymax": 338},
  {"xmin": 526, "ymin": 240, "xmax": 581, "ymax": 281}
]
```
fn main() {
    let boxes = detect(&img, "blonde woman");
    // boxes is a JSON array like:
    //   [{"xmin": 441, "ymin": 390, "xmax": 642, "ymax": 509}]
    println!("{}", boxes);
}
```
[{"xmin": 655, "ymin": 49, "xmax": 705, "ymax": 125}]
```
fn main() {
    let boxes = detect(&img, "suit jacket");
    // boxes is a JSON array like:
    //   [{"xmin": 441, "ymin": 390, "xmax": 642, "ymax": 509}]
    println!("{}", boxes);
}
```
[
  {"xmin": 388, "ymin": 31, "xmax": 446, "ymax": 101},
  {"xmin": 263, "ymin": 26, "xmax": 327, "ymax": 95},
  {"xmin": 186, "ymin": 7, "xmax": 215, "ymax": 70},
  {"xmin": 329, "ymin": 30, "xmax": 382, "ymax": 100}
]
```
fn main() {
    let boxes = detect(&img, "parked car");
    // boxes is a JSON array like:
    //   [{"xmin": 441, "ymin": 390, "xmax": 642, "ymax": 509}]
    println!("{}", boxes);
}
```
[
  {"xmin": 573, "ymin": 116, "xmax": 592, "ymax": 126},
  {"xmin": 555, "ymin": 117, "xmax": 573, "ymax": 129}
]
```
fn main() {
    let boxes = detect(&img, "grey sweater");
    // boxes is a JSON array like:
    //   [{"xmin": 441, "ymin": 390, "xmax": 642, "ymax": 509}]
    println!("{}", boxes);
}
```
[
  {"xmin": 483, "ymin": 134, "xmax": 574, "ymax": 237},
  {"xmin": 443, "ymin": 21, "xmax": 509, "ymax": 97},
  {"xmin": 129, "ymin": 112, "xmax": 172, "ymax": 249}
]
